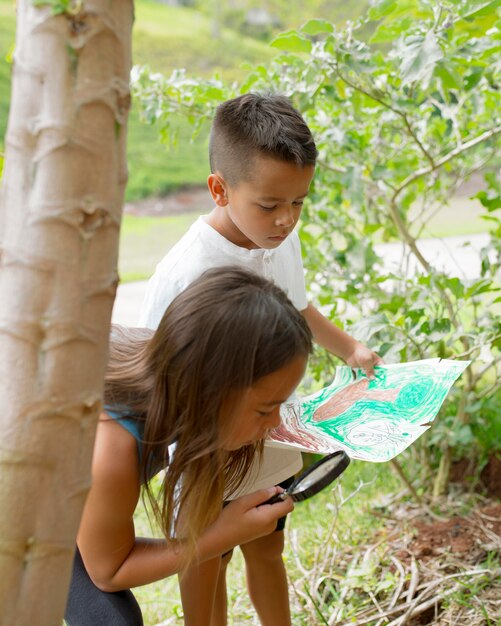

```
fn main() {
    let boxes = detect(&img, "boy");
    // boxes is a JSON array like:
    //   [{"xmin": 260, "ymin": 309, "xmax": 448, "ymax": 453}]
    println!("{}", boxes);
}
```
[{"xmin": 139, "ymin": 93, "xmax": 381, "ymax": 626}]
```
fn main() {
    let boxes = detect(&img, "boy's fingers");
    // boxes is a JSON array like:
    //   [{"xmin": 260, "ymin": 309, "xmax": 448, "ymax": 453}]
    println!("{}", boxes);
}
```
[
  {"xmin": 365, "ymin": 365, "xmax": 376, "ymax": 380},
  {"xmin": 365, "ymin": 353, "xmax": 384, "ymax": 379}
]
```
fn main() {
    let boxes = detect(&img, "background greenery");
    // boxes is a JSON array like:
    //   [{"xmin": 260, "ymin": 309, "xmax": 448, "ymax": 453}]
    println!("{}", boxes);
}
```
[
  {"xmin": 132, "ymin": 0, "xmax": 501, "ymax": 500},
  {"xmin": 0, "ymin": 0, "xmax": 371, "ymax": 200},
  {"xmin": 1, "ymin": 0, "xmax": 491, "ymax": 286},
  {"xmin": 129, "ymin": 1, "xmax": 500, "ymax": 622},
  {"xmin": 0, "ymin": 0, "xmax": 277, "ymax": 199}
]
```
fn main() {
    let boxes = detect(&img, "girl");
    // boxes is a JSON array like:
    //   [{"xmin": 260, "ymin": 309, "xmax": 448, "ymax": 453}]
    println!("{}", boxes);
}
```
[{"xmin": 65, "ymin": 266, "xmax": 312, "ymax": 625}]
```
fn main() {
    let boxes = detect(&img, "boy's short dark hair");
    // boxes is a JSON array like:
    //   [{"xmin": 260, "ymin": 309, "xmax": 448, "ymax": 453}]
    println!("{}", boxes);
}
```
[{"xmin": 209, "ymin": 93, "xmax": 318, "ymax": 185}]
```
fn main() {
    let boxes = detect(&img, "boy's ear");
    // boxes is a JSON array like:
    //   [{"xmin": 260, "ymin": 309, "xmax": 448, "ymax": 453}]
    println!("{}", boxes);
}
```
[{"xmin": 207, "ymin": 174, "xmax": 229, "ymax": 206}]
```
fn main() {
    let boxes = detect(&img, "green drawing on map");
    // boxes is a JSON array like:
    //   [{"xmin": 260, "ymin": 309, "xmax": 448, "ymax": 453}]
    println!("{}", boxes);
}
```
[{"xmin": 271, "ymin": 359, "xmax": 470, "ymax": 462}]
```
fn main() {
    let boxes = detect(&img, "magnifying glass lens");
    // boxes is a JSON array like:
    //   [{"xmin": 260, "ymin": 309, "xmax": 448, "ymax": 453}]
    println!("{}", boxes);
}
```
[
  {"xmin": 263, "ymin": 451, "xmax": 350, "ymax": 505},
  {"xmin": 289, "ymin": 454, "xmax": 346, "ymax": 494}
]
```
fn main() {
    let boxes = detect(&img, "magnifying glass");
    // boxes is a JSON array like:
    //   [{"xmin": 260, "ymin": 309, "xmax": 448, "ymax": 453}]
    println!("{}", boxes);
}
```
[{"xmin": 265, "ymin": 450, "xmax": 350, "ymax": 504}]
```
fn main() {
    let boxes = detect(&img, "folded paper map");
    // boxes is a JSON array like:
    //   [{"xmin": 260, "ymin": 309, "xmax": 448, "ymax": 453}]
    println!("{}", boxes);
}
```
[{"xmin": 269, "ymin": 359, "xmax": 470, "ymax": 462}]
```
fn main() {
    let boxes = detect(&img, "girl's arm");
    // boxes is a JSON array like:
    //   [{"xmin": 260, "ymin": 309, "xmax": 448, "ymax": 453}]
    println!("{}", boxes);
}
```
[
  {"xmin": 301, "ymin": 303, "xmax": 383, "ymax": 377},
  {"xmin": 77, "ymin": 418, "xmax": 292, "ymax": 592}
]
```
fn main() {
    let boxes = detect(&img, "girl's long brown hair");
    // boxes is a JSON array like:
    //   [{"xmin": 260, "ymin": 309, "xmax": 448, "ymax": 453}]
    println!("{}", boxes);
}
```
[{"xmin": 104, "ymin": 267, "xmax": 312, "ymax": 556}]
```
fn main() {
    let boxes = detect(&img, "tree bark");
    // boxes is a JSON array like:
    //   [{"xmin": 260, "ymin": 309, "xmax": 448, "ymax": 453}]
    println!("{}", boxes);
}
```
[{"xmin": 0, "ymin": 1, "xmax": 133, "ymax": 623}]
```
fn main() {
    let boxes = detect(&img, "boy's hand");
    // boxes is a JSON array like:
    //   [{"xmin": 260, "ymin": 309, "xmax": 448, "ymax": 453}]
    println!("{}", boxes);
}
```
[{"xmin": 345, "ymin": 342, "xmax": 384, "ymax": 379}]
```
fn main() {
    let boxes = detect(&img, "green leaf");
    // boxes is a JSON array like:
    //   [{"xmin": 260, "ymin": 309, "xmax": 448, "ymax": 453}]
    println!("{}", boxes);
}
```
[
  {"xmin": 301, "ymin": 19, "xmax": 334, "ymax": 36},
  {"xmin": 204, "ymin": 86, "xmax": 225, "ymax": 100},
  {"xmin": 420, "ymin": 318, "xmax": 451, "ymax": 335},
  {"xmin": 400, "ymin": 31, "xmax": 444, "ymax": 85},
  {"xmin": 475, "ymin": 190, "xmax": 501, "ymax": 212},
  {"xmin": 369, "ymin": 16, "xmax": 414, "ymax": 43},
  {"xmin": 434, "ymin": 62, "xmax": 462, "ymax": 90},
  {"xmin": 367, "ymin": 0, "xmax": 398, "ymax": 21},
  {"xmin": 270, "ymin": 31, "xmax": 312, "ymax": 54},
  {"xmin": 32, "ymin": 0, "xmax": 78, "ymax": 15},
  {"xmin": 465, "ymin": 279, "xmax": 500, "ymax": 298},
  {"xmin": 444, "ymin": 277, "xmax": 465, "ymax": 298},
  {"xmin": 464, "ymin": 67, "xmax": 484, "ymax": 90},
  {"xmin": 462, "ymin": 0, "xmax": 501, "ymax": 21},
  {"xmin": 454, "ymin": 424, "xmax": 474, "ymax": 446}
]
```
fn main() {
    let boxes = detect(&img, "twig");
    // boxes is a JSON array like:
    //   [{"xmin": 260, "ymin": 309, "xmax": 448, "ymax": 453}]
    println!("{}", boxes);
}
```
[
  {"xmin": 289, "ymin": 529, "xmax": 310, "ymax": 578},
  {"xmin": 390, "ymin": 459, "xmax": 422, "ymax": 505},
  {"xmin": 338, "ymin": 568, "xmax": 496, "ymax": 626},
  {"xmin": 328, "ymin": 554, "xmax": 360, "ymax": 625},
  {"xmin": 471, "ymin": 354, "xmax": 501, "ymax": 386},
  {"xmin": 388, "ymin": 556, "xmax": 406, "ymax": 610},
  {"xmin": 368, "ymin": 589, "xmax": 386, "ymax": 620},
  {"xmin": 475, "ymin": 509, "xmax": 501, "ymax": 523},
  {"xmin": 389, "ymin": 461, "xmax": 448, "ymax": 521},
  {"xmin": 406, "ymin": 556, "xmax": 419, "ymax": 604},
  {"xmin": 393, "ymin": 124, "xmax": 501, "ymax": 201},
  {"xmin": 388, "ymin": 583, "xmax": 461, "ymax": 626}
]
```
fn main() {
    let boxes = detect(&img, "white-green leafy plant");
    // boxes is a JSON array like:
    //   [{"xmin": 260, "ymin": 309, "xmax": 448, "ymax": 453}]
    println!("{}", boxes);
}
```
[{"xmin": 133, "ymin": 0, "xmax": 501, "ymax": 495}]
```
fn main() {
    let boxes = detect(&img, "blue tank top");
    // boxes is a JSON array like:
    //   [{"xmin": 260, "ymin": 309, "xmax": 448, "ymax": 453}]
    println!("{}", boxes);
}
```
[
  {"xmin": 104, "ymin": 404, "xmax": 145, "ymax": 461},
  {"xmin": 104, "ymin": 404, "xmax": 170, "ymax": 482}
]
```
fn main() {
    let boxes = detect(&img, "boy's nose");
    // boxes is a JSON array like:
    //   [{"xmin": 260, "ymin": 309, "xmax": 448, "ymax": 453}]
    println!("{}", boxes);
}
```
[{"xmin": 275, "ymin": 207, "xmax": 294, "ymax": 227}]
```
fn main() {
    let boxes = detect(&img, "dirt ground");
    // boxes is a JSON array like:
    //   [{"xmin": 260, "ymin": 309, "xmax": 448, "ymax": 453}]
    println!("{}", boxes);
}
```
[
  {"xmin": 398, "ymin": 503, "xmax": 501, "ymax": 562},
  {"xmin": 324, "ymin": 454, "xmax": 501, "ymax": 626},
  {"xmin": 124, "ymin": 186, "xmax": 212, "ymax": 217}
]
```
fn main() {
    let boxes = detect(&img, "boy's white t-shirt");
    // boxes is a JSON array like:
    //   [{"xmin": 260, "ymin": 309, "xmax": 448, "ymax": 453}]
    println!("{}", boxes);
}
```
[{"xmin": 139, "ymin": 215, "xmax": 308, "ymax": 495}]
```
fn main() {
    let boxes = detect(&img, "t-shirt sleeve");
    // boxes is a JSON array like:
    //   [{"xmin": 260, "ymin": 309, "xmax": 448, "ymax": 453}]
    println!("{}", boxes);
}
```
[
  {"xmin": 138, "ymin": 269, "xmax": 184, "ymax": 330},
  {"xmin": 285, "ymin": 231, "xmax": 308, "ymax": 311}
]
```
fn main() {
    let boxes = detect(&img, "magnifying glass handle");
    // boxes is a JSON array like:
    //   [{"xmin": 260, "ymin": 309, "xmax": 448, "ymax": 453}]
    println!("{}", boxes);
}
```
[{"xmin": 262, "ymin": 491, "xmax": 289, "ymax": 506}]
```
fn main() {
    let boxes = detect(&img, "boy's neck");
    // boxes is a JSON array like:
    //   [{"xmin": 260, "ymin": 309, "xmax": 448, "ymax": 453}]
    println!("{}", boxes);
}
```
[{"xmin": 206, "ymin": 207, "xmax": 260, "ymax": 250}]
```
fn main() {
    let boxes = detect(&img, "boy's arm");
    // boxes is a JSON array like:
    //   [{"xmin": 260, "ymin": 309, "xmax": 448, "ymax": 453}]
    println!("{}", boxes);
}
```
[{"xmin": 301, "ymin": 303, "xmax": 383, "ymax": 378}]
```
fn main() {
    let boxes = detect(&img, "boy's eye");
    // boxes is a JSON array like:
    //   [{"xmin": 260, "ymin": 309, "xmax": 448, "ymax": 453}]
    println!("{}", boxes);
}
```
[
  {"xmin": 258, "ymin": 204, "xmax": 277, "ymax": 211},
  {"xmin": 257, "ymin": 410, "xmax": 272, "ymax": 416},
  {"xmin": 293, "ymin": 200, "xmax": 304, "ymax": 207}
]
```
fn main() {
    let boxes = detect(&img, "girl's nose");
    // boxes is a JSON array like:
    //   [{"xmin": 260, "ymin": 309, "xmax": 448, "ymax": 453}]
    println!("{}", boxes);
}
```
[{"xmin": 266, "ymin": 407, "xmax": 282, "ymax": 430}]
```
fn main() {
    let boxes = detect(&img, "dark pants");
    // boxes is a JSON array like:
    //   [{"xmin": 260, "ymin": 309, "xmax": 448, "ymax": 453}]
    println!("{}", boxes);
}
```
[{"xmin": 65, "ymin": 549, "xmax": 143, "ymax": 626}]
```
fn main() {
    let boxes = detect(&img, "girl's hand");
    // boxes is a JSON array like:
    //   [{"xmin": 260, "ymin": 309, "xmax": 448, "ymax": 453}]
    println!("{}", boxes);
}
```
[
  {"xmin": 346, "ymin": 342, "xmax": 384, "ymax": 379},
  {"xmin": 205, "ymin": 487, "xmax": 294, "ymax": 554}
]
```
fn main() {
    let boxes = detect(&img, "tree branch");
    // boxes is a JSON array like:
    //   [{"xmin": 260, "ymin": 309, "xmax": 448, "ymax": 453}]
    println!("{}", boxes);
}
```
[{"xmin": 394, "ymin": 124, "xmax": 501, "ymax": 202}]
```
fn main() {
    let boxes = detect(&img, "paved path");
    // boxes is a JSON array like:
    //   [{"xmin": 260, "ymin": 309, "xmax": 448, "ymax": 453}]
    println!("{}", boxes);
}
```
[
  {"xmin": 374, "ymin": 233, "xmax": 490, "ymax": 280},
  {"xmin": 112, "ymin": 233, "xmax": 491, "ymax": 327}
]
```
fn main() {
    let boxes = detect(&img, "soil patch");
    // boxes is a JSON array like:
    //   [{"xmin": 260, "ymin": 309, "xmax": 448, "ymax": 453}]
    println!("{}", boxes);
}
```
[
  {"xmin": 124, "ymin": 186, "xmax": 212, "ymax": 217},
  {"xmin": 329, "ymin": 497, "xmax": 501, "ymax": 625},
  {"xmin": 449, "ymin": 454, "xmax": 501, "ymax": 500},
  {"xmin": 404, "ymin": 503, "xmax": 501, "ymax": 562}
]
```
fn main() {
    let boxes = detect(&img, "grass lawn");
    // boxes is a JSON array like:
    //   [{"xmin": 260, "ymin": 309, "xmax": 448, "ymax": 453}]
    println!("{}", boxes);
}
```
[{"xmin": 119, "ymin": 212, "xmax": 200, "ymax": 282}]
